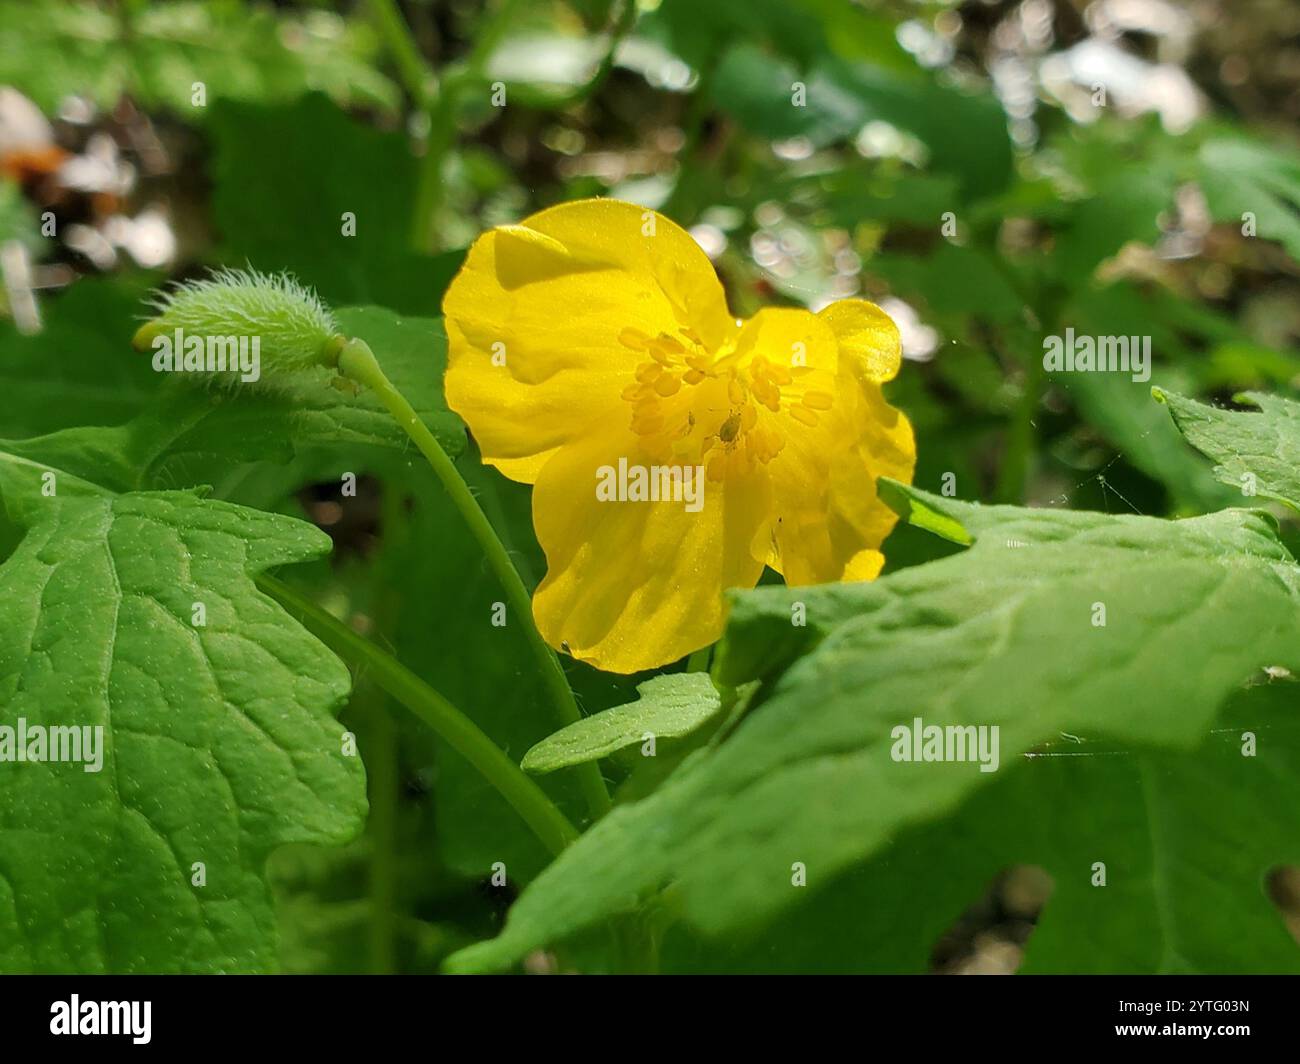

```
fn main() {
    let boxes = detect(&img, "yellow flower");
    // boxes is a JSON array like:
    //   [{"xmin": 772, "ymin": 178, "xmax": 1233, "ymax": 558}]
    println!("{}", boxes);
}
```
[{"xmin": 443, "ymin": 199, "xmax": 915, "ymax": 674}]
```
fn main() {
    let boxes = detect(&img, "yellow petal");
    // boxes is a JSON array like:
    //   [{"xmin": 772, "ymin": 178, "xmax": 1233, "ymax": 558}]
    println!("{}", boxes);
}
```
[
  {"xmin": 530, "ymin": 418, "xmax": 770, "ymax": 673},
  {"xmin": 744, "ymin": 297, "xmax": 911, "ymax": 582},
  {"xmin": 443, "ymin": 199, "xmax": 737, "ymax": 483},
  {"xmin": 757, "ymin": 377, "xmax": 915, "ymax": 585},
  {"xmin": 816, "ymin": 298, "xmax": 902, "ymax": 383},
  {"xmin": 730, "ymin": 306, "xmax": 839, "ymax": 376}
]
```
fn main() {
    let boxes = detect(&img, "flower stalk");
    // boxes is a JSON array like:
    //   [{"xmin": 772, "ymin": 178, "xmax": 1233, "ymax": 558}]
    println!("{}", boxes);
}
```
[
  {"xmin": 260, "ymin": 573, "xmax": 580, "ymax": 857},
  {"xmin": 334, "ymin": 337, "xmax": 614, "ymax": 819}
]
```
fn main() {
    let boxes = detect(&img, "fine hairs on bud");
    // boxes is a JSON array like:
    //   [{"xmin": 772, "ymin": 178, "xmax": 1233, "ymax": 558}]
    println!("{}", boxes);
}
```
[{"xmin": 133, "ymin": 266, "xmax": 346, "ymax": 386}]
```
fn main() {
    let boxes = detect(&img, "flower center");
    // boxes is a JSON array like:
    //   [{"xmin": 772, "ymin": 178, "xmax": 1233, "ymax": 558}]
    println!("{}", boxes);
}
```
[{"xmin": 617, "ymin": 326, "xmax": 834, "ymax": 480}]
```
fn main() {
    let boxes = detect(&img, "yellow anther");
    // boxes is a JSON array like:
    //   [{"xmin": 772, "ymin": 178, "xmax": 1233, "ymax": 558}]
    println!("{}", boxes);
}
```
[
  {"xmin": 620, "ymin": 320, "xmax": 814, "ymax": 480},
  {"xmin": 654, "ymin": 373, "xmax": 681, "ymax": 397},
  {"xmin": 753, "ymin": 427, "xmax": 785, "ymax": 460},
  {"xmin": 619, "ymin": 327, "xmax": 651, "ymax": 349},
  {"xmin": 750, "ymin": 377, "xmax": 777, "ymax": 405}
]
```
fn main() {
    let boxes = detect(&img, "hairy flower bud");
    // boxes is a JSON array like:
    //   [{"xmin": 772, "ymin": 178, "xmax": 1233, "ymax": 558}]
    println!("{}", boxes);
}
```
[{"xmin": 132, "ymin": 267, "xmax": 346, "ymax": 386}]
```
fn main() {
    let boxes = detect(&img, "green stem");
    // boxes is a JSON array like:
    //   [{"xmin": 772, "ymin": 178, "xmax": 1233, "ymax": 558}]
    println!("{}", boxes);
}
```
[
  {"xmin": 538, "ymin": 0, "xmax": 638, "ymax": 110},
  {"xmin": 664, "ymin": 59, "xmax": 719, "ymax": 220},
  {"xmin": 409, "ymin": 0, "xmax": 527, "ymax": 251},
  {"xmin": 260, "ymin": 574, "xmax": 580, "ymax": 857},
  {"xmin": 367, "ymin": 0, "xmax": 435, "ymax": 109},
  {"xmin": 361, "ymin": 682, "xmax": 399, "ymax": 973},
  {"xmin": 994, "ymin": 282, "xmax": 1061, "ymax": 504},
  {"xmin": 411, "ymin": 92, "xmax": 457, "ymax": 251},
  {"xmin": 335, "ymin": 338, "xmax": 613, "ymax": 819},
  {"xmin": 685, "ymin": 646, "xmax": 711, "ymax": 673},
  {"xmin": 363, "ymin": 481, "xmax": 409, "ymax": 975},
  {"xmin": 366, "ymin": 0, "xmax": 444, "ymax": 248},
  {"xmin": 995, "ymin": 358, "xmax": 1040, "ymax": 503}
]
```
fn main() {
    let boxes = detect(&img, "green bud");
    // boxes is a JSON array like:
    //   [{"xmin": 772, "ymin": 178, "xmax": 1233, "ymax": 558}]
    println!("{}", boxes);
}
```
[{"xmin": 133, "ymin": 267, "xmax": 346, "ymax": 385}]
